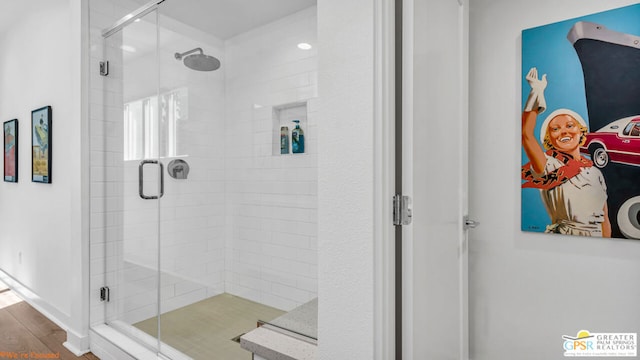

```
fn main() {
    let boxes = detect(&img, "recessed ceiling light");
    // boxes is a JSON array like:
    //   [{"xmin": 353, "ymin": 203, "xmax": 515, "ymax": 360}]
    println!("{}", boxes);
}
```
[{"xmin": 297, "ymin": 43, "xmax": 312, "ymax": 50}]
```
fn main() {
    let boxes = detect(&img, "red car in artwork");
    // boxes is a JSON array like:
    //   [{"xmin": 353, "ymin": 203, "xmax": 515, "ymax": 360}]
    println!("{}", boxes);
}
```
[{"xmin": 580, "ymin": 115, "xmax": 640, "ymax": 168}]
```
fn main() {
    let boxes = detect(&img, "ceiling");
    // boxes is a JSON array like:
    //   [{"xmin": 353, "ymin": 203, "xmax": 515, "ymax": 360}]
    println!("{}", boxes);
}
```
[
  {"xmin": 0, "ymin": 0, "xmax": 317, "ymax": 41},
  {"xmin": 134, "ymin": 0, "xmax": 317, "ymax": 40}
]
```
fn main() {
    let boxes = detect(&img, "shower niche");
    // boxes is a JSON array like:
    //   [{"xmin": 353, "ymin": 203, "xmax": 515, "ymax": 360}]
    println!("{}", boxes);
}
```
[{"xmin": 272, "ymin": 101, "xmax": 308, "ymax": 155}]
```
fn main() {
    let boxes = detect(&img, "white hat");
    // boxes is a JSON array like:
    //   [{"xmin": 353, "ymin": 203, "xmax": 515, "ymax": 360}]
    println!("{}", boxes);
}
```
[{"xmin": 539, "ymin": 108, "xmax": 588, "ymax": 144}]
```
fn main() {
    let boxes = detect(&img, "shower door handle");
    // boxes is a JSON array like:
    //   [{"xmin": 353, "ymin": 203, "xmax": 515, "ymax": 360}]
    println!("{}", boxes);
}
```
[{"xmin": 139, "ymin": 159, "xmax": 164, "ymax": 200}]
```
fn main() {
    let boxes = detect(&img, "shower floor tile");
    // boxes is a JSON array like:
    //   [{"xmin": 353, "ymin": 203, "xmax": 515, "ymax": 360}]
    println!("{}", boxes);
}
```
[{"xmin": 134, "ymin": 293, "xmax": 285, "ymax": 360}]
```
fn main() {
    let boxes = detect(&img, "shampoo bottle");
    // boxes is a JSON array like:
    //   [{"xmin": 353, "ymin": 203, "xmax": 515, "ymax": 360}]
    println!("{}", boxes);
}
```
[
  {"xmin": 280, "ymin": 126, "xmax": 289, "ymax": 154},
  {"xmin": 291, "ymin": 120, "xmax": 305, "ymax": 154}
]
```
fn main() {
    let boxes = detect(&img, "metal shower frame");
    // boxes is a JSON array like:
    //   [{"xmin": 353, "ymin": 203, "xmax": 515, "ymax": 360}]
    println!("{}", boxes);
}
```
[{"xmin": 102, "ymin": 0, "xmax": 166, "ymax": 38}]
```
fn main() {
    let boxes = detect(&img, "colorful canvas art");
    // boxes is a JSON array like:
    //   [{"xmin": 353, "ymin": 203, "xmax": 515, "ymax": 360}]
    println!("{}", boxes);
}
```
[
  {"xmin": 521, "ymin": 4, "xmax": 640, "ymax": 239},
  {"xmin": 32, "ymin": 106, "xmax": 51, "ymax": 183},
  {"xmin": 4, "ymin": 119, "xmax": 18, "ymax": 182}
]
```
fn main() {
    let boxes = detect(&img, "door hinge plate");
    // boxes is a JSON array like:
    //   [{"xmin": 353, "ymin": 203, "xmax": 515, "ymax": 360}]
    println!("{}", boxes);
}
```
[
  {"xmin": 393, "ymin": 195, "xmax": 412, "ymax": 226},
  {"xmin": 99, "ymin": 61, "xmax": 109, "ymax": 76},
  {"xmin": 100, "ymin": 286, "xmax": 110, "ymax": 302}
]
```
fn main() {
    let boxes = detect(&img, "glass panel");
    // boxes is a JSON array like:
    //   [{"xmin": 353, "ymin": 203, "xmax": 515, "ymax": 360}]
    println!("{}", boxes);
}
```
[
  {"xmin": 90, "ymin": 1, "xmax": 320, "ymax": 359},
  {"xmin": 153, "ymin": 3, "xmax": 319, "ymax": 359},
  {"xmin": 102, "ymin": 8, "xmax": 161, "ymax": 351},
  {"xmin": 154, "ymin": 10, "xmax": 231, "ymax": 358}
]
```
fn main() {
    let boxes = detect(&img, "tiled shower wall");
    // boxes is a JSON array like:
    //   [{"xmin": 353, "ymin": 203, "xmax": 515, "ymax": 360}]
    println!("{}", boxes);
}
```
[
  {"xmin": 89, "ymin": 0, "xmax": 318, "ymax": 328},
  {"xmin": 224, "ymin": 6, "xmax": 318, "ymax": 311}
]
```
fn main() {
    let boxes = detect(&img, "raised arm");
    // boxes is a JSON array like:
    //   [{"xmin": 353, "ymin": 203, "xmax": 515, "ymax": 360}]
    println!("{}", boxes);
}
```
[
  {"xmin": 522, "ymin": 67, "xmax": 548, "ymax": 174},
  {"xmin": 522, "ymin": 110, "xmax": 547, "ymax": 174}
]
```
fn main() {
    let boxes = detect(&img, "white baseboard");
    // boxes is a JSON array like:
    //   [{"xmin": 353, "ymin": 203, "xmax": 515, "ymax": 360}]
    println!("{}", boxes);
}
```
[
  {"xmin": 64, "ymin": 329, "xmax": 91, "ymax": 356},
  {"xmin": 0, "ymin": 269, "xmax": 90, "ymax": 355}
]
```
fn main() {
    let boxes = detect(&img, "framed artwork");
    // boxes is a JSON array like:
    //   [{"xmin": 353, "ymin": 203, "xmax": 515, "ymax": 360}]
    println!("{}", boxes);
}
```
[
  {"xmin": 4, "ymin": 119, "xmax": 18, "ymax": 182},
  {"xmin": 521, "ymin": 4, "xmax": 640, "ymax": 240},
  {"xmin": 32, "ymin": 106, "xmax": 51, "ymax": 183}
]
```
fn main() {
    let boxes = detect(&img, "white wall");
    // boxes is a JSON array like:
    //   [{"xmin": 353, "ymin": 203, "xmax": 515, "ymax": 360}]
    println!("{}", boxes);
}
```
[
  {"xmin": 317, "ymin": 0, "xmax": 375, "ymax": 358},
  {"xmin": 469, "ymin": 1, "xmax": 640, "ymax": 359},
  {"xmin": 0, "ymin": 0, "xmax": 88, "ymax": 353},
  {"xmin": 224, "ymin": 6, "xmax": 318, "ymax": 311}
]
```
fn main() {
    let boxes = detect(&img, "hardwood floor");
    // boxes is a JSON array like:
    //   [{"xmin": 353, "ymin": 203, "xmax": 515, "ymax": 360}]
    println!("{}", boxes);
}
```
[{"xmin": 0, "ymin": 286, "xmax": 99, "ymax": 360}]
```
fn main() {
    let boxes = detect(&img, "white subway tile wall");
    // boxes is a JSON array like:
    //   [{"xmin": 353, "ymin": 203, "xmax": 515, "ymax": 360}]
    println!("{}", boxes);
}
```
[
  {"xmin": 89, "ymin": 0, "xmax": 318, "ymax": 328},
  {"xmin": 224, "ymin": 6, "xmax": 318, "ymax": 311}
]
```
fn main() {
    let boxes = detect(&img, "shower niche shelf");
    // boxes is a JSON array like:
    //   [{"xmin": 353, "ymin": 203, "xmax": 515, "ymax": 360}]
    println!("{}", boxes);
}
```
[{"xmin": 272, "ymin": 101, "xmax": 308, "ymax": 156}]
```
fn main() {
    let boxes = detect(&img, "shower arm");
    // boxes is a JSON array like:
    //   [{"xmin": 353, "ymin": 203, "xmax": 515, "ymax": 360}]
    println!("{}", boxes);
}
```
[{"xmin": 175, "ymin": 48, "xmax": 203, "ymax": 60}]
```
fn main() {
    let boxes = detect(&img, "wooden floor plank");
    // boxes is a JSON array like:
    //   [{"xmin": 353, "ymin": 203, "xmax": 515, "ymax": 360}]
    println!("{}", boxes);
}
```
[
  {"xmin": 0, "ymin": 284, "xmax": 100, "ymax": 360},
  {"xmin": 6, "ymin": 301, "xmax": 60, "ymax": 339},
  {"xmin": 82, "ymin": 352, "xmax": 101, "ymax": 360},
  {"xmin": 0, "ymin": 309, "xmax": 52, "ymax": 356}
]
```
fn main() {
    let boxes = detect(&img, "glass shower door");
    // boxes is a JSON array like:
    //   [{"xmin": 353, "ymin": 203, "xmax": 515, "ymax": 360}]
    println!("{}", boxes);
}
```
[
  {"xmin": 99, "ymin": 4, "xmax": 228, "ymax": 357},
  {"xmin": 101, "ymin": 8, "xmax": 163, "ymax": 352}
]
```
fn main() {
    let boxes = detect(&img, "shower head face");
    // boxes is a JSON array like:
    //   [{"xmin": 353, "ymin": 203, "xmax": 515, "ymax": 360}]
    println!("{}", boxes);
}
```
[{"xmin": 183, "ymin": 54, "xmax": 221, "ymax": 71}]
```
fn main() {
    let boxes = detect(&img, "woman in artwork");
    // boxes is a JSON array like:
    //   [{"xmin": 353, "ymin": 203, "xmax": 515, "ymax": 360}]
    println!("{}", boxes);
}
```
[{"xmin": 521, "ymin": 67, "xmax": 611, "ymax": 237}]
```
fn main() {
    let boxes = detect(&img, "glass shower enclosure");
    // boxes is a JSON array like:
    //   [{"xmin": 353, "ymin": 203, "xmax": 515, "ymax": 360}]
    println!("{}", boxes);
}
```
[
  {"xmin": 96, "ymin": 2, "xmax": 225, "ymax": 356},
  {"xmin": 89, "ymin": 0, "xmax": 318, "ymax": 358}
]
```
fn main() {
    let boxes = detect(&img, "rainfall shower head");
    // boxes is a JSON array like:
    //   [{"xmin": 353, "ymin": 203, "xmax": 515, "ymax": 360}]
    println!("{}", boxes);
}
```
[{"xmin": 174, "ymin": 48, "xmax": 221, "ymax": 71}]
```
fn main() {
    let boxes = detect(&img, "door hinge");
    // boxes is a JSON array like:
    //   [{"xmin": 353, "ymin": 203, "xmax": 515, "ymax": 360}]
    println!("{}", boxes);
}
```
[
  {"xmin": 100, "ymin": 286, "xmax": 110, "ymax": 302},
  {"xmin": 463, "ymin": 215, "xmax": 479, "ymax": 230},
  {"xmin": 99, "ymin": 61, "xmax": 109, "ymax": 76},
  {"xmin": 393, "ymin": 195, "xmax": 412, "ymax": 226}
]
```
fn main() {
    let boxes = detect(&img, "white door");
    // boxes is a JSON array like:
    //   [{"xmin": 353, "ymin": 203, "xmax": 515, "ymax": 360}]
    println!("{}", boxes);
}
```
[{"xmin": 402, "ymin": 0, "xmax": 469, "ymax": 358}]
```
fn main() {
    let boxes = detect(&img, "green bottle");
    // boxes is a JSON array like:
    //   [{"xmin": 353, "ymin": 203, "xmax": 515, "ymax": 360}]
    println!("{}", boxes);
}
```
[{"xmin": 291, "ymin": 120, "xmax": 305, "ymax": 154}]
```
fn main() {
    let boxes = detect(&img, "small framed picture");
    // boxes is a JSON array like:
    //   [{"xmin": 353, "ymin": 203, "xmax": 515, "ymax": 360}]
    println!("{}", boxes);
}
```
[
  {"xmin": 32, "ymin": 106, "xmax": 51, "ymax": 183},
  {"xmin": 4, "ymin": 119, "xmax": 18, "ymax": 182}
]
